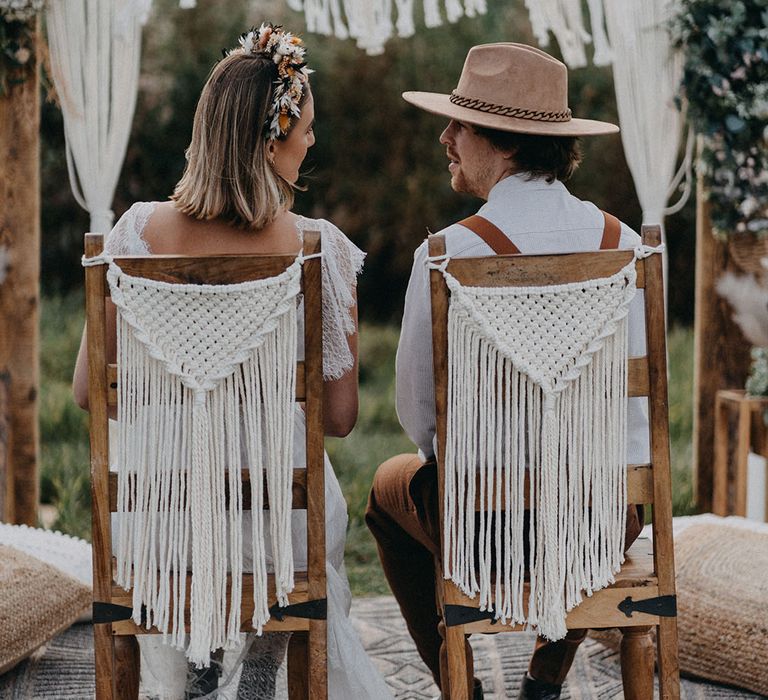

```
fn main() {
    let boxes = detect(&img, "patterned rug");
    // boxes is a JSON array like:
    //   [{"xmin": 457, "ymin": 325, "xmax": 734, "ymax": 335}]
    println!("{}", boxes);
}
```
[{"xmin": 0, "ymin": 597, "xmax": 761, "ymax": 699}]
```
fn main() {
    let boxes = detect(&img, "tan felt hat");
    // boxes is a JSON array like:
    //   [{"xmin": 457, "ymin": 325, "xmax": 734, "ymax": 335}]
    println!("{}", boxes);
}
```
[{"xmin": 403, "ymin": 43, "xmax": 619, "ymax": 137}]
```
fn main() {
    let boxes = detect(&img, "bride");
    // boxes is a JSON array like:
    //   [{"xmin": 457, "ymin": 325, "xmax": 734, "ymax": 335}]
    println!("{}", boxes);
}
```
[{"xmin": 73, "ymin": 23, "xmax": 393, "ymax": 700}]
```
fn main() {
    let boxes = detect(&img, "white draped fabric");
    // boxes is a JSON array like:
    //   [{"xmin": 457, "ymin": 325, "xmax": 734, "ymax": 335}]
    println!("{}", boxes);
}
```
[
  {"xmin": 288, "ymin": 0, "xmax": 488, "ymax": 55},
  {"xmin": 522, "ymin": 0, "xmax": 691, "ymax": 233},
  {"xmin": 603, "ymin": 1, "xmax": 692, "ymax": 230},
  {"xmin": 46, "ymin": 0, "xmax": 144, "ymax": 234}
]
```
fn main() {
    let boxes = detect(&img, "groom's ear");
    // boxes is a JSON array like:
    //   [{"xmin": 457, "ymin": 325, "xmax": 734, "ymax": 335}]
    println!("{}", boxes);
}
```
[{"xmin": 500, "ymin": 144, "xmax": 518, "ymax": 164}]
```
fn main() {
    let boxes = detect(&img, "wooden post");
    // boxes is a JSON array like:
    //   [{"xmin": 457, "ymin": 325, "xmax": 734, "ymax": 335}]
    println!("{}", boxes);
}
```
[
  {"xmin": 0, "ymin": 18, "xmax": 40, "ymax": 525},
  {"xmin": 692, "ymin": 171, "xmax": 752, "ymax": 512}
]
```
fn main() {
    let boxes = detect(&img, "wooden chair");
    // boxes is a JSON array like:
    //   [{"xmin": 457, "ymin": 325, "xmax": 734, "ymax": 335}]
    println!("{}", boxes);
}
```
[
  {"xmin": 428, "ymin": 225, "xmax": 680, "ymax": 700},
  {"xmin": 84, "ymin": 231, "xmax": 327, "ymax": 700}
]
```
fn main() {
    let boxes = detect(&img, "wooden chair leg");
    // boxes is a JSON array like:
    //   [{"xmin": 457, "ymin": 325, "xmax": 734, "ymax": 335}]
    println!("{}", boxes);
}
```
[
  {"xmin": 439, "ymin": 620, "xmax": 472, "ymax": 699},
  {"xmin": 288, "ymin": 631, "xmax": 309, "ymax": 700},
  {"xmin": 94, "ymin": 625, "xmax": 116, "ymax": 700},
  {"xmin": 620, "ymin": 626, "xmax": 655, "ymax": 700},
  {"xmin": 656, "ymin": 618, "xmax": 681, "ymax": 700},
  {"xmin": 308, "ymin": 620, "xmax": 327, "ymax": 700},
  {"xmin": 113, "ymin": 635, "xmax": 140, "ymax": 700}
]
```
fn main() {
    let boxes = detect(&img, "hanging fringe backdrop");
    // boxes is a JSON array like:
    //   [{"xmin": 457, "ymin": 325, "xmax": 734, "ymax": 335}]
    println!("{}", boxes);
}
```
[
  {"xmin": 429, "ymin": 249, "xmax": 659, "ymax": 641},
  {"xmin": 287, "ymin": 0, "xmax": 488, "ymax": 55},
  {"xmin": 83, "ymin": 253, "xmax": 307, "ymax": 667}
]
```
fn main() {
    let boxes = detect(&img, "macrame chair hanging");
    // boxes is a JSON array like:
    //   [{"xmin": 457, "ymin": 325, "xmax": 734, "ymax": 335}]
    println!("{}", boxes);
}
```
[
  {"xmin": 429, "ymin": 245, "xmax": 660, "ymax": 640},
  {"xmin": 82, "ymin": 250, "xmax": 313, "ymax": 667}
]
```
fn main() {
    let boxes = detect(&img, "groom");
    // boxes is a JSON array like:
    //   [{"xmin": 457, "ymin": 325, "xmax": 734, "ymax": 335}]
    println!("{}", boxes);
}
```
[{"xmin": 366, "ymin": 43, "xmax": 647, "ymax": 699}]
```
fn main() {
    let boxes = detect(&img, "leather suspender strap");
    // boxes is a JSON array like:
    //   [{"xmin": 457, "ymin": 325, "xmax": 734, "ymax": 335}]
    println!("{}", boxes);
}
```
[
  {"xmin": 600, "ymin": 211, "xmax": 621, "ymax": 250},
  {"xmin": 458, "ymin": 215, "xmax": 521, "ymax": 255},
  {"xmin": 460, "ymin": 211, "xmax": 621, "ymax": 253}
]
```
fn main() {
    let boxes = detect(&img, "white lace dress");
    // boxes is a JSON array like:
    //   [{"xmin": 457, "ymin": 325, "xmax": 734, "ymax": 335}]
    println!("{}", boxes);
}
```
[{"xmin": 104, "ymin": 202, "xmax": 393, "ymax": 700}]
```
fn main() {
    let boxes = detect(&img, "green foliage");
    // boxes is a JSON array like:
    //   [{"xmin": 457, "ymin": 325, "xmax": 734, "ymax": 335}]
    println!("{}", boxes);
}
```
[
  {"xmin": 746, "ymin": 347, "xmax": 768, "ymax": 397},
  {"xmin": 667, "ymin": 327, "xmax": 697, "ymax": 516},
  {"xmin": 39, "ymin": 293, "xmax": 91, "ymax": 537},
  {"xmin": 670, "ymin": 0, "xmax": 768, "ymax": 238}
]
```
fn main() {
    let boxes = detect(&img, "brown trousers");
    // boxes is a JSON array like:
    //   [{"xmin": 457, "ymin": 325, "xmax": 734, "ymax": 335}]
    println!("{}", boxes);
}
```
[{"xmin": 365, "ymin": 454, "xmax": 644, "ymax": 689}]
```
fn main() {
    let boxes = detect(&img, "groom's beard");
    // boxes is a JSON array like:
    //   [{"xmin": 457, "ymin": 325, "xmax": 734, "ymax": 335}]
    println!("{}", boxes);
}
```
[{"xmin": 449, "ymin": 160, "xmax": 495, "ymax": 200}]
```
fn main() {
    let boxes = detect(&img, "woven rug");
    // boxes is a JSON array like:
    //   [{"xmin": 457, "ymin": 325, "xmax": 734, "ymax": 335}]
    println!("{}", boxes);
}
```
[{"xmin": 0, "ymin": 597, "xmax": 761, "ymax": 699}]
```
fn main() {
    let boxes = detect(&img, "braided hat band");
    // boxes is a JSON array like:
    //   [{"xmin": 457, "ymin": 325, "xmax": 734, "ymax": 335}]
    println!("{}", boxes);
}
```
[
  {"xmin": 403, "ymin": 43, "xmax": 618, "ymax": 137},
  {"xmin": 449, "ymin": 92, "xmax": 573, "ymax": 123}
]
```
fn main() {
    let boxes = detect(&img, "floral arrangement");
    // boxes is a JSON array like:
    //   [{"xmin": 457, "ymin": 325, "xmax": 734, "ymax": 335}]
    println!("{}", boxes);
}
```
[
  {"xmin": 0, "ymin": 0, "xmax": 42, "ymax": 96},
  {"xmin": 670, "ymin": 0, "xmax": 768, "ymax": 239},
  {"xmin": 0, "ymin": 0, "xmax": 44, "ymax": 22},
  {"xmin": 232, "ymin": 23, "xmax": 312, "ymax": 141},
  {"xmin": 746, "ymin": 347, "xmax": 768, "ymax": 398}
]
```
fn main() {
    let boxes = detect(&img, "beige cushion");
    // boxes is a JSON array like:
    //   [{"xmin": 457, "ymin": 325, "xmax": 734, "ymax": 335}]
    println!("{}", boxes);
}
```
[
  {"xmin": 673, "ymin": 521, "xmax": 768, "ymax": 696},
  {"xmin": 0, "ymin": 544, "xmax": 91, "ymax": 675},
  {"xmin": 591, "ymin": 516, "xmax": 768, "ymax": 695}
]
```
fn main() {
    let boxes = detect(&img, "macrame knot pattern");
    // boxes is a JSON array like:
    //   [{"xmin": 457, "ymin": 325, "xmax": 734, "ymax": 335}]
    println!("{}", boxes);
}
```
[
  {"xmin": 437, "ymin": 255, "xmax": 640, "ymax": 641},
  {"xmin": 103, "ymin": 257, "xmax": 304, "ymax": 667}
]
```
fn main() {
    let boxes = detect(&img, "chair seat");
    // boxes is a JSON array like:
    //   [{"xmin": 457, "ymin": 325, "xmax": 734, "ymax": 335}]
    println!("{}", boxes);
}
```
[
  {"xmin": 446, "ymin": 537, "xmax": 662, "ymax": 633},
  {"xmin": 110, "ymin": 571, "xmax": 313, "ymax": 635}
]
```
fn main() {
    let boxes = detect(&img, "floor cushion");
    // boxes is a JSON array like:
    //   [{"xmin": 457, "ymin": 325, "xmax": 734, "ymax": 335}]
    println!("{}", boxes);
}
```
[{"xmin": 0, "ymin": 544, "xmax": 91, "ymax": 675}]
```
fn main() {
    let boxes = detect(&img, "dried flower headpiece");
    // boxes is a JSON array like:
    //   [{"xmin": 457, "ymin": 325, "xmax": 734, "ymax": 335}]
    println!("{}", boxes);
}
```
[{"xmin": 231, "ymin": 23, "xmax": 312, "ymax": 141}]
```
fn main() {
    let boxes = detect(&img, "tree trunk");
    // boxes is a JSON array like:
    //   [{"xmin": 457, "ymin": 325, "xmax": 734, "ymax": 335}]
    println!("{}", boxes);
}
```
[
  {"xmin": 692, "ymin": 174, "xmax": 752, "ymax": 512},
  {"xmin": 0, "ymin": 19, "xmax": 40, "ymax": 525}
]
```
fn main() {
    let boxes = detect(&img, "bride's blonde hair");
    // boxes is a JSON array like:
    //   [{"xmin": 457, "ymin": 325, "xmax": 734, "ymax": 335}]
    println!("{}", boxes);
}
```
[{"xmin": 172, "ymin": 52, "xmax": 300, "ymax": 229}]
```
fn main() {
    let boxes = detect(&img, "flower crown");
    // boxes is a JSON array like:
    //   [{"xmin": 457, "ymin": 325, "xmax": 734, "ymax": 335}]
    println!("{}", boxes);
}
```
[{"xmin": 232, "ymin": 23, "xmax": 312, "ymax": 141}]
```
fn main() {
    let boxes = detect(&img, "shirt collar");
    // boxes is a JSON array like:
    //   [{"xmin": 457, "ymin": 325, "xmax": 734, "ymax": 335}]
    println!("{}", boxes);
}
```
[{"xmin": 486, "ymin": 173, "xmax": 566, "ymax": 203}]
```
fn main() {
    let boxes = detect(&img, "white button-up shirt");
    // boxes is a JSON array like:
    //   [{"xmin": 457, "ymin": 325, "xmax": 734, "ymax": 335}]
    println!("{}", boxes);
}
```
[{"xmin": 395, "ymin": 173, "xmax": 650, "ymax": 464}]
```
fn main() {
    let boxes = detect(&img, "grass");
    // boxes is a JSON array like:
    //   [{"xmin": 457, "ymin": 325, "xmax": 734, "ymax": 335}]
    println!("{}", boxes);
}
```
[{"xmin": 39, "ymin": 293, "xmax": 699, "ymax": 595}]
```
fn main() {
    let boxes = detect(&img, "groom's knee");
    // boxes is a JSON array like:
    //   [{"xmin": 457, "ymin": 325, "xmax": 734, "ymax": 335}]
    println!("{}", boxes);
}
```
[{"xmin": 367, "ymin": 453, "xmax": 423, "ymax": 519}]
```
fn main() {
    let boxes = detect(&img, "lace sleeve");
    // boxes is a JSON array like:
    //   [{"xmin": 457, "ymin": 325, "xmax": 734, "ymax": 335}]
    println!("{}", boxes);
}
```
[
  {"xmin": 103, "ymin": 202, "xmax": 156, "ymax": 255},
  {"xmin": 301, "ymin": 219, "xmax": 364, "ymax": 380}
]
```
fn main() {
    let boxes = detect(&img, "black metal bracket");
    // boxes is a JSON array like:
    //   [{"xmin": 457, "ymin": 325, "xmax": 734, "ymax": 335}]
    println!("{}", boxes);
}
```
[
  {"xmin": 92, "ymin": 602, "xmax": 147, "ymax": 625},
  {"xmin": 269, "ymin": 598, "xmax": 327, "ymax": 622},
  {"xmin": 444, "ymin": 604, "xmax": 498, "ymax": 627},
  {"xmin": 618, "ymin": 594, "xmax": 677, "ymax": 618}
]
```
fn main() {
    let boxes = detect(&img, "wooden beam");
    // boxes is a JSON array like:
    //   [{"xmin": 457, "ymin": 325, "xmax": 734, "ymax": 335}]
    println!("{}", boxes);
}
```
[
  {"xmin": 692, "ymin": 170, "xmax": 752, "ymax": 512},
  {"xmin": 0, "ymin": 18, "xmax": 40, "ymax": 525}
]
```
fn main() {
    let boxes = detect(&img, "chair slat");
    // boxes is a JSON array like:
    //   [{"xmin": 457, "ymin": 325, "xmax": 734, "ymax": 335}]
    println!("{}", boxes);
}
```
[
  {"xmin": 107, "ymin": 361, "xmax": 307, "ymax": 405},
  {"xmin": 106, "ymin": 254, "xmax": 297, "ymax": 285},
  {"xmin": 445, "ymin": 250, "xmax": 645, "ymax": 288},
  {"xmin": 107, "ymin": 469, "xmax": 308, "ymax": 511},
  {"xmin": 447, "ymin": 538, "xmax": 659, "ymax": 633},
  {"xmin": 110, "ymin": 572, "xmax": 311, "ymax": 635},
  {"xmin": 473, "ymin": 463, "xmax": 653, "ymax": 510},
  {"xmin": 628, "ymin": 357, "xmax": 649, "ymax": 397}
]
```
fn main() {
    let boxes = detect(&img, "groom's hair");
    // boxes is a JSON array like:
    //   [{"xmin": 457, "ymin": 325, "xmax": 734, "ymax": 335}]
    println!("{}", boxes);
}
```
[{"xmin": 472, "ymin": 126, "xmax": 583, "ymax": 183}]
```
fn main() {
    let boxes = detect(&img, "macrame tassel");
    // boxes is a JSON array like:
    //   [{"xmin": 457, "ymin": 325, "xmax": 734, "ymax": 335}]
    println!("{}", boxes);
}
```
[
  {"xmin": 111, "ymin": 264, "xmax": 300, "ymax": 666},
  {"xmin": 442, "ymin": 278, "xmax": 631, "ymax": 641}
]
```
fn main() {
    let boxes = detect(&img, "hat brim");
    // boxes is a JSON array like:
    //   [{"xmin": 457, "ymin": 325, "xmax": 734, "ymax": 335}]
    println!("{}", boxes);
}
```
[{"xmin": 402, "ymin": 91, "xmax": 619, "ymax": 136}]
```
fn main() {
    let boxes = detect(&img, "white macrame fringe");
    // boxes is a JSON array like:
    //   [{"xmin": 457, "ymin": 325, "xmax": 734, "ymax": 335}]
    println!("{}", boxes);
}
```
[
  {"xmin": 108, "ymin": 261, "xmax": 301, "ymax": 668},
  {"xmin": 291, "ymin": 0, "xmax": 488, "ymax": 55},
  {"xmin": 439, "ymin": 258, "xmax": 640, "ymax": 641}
]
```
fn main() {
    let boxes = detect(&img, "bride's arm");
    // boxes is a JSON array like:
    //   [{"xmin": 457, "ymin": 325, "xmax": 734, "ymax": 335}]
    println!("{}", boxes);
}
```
[
  {"xmin": 322, "ymin": 302, "xmax": 359, "ymax": 437},
  {"xmin": 72, "ymin": 301, "xmax": 117, "ymax": 412}
]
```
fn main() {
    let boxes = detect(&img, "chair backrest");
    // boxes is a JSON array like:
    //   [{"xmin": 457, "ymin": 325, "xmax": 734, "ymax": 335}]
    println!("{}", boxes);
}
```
[
  {"xmin": 84, "ymin": 230, "xmax": 325, "ymax": 660},
  {"xmin": 428, "ymin": 225, "xmax": 675, "ymax": 635}
]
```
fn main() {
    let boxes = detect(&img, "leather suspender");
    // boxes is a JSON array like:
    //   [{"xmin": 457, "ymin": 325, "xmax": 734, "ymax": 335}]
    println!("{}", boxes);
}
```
[
  {"xmin": 599, "ymin": 211, "xmax": 621, "ymax": 249},
  {"xmin": 458, "ymin": 210, "xmax": 622, "ymax": 254},
  {"xmin": 458, "ymin": 215, "xmax": 521, "ymax": 254}
]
